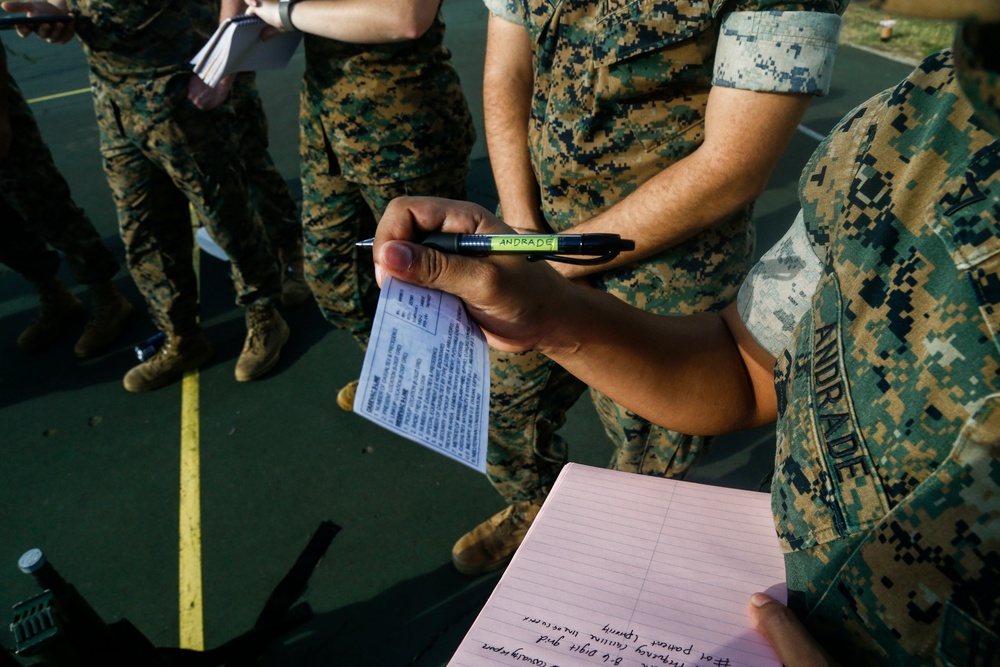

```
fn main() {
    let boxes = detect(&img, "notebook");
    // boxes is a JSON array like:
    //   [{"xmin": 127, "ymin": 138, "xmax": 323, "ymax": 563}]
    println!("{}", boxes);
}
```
[
  {"xmin": 191, "ymin": 15, "xmax": 301, "ymax": 88},
  {"xmin": 450, "ymin": 463, "xmax": 787, "ymax": 667}
]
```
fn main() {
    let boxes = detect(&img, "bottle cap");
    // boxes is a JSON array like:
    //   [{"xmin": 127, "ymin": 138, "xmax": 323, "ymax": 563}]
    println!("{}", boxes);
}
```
[{"xmin": 17, "ymin": 548, "xmax": 45, "ymax": 574}]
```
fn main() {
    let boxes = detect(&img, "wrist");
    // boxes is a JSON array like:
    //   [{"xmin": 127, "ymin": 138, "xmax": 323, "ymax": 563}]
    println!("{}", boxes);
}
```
[{"xmin": 278, "ymin": 0, "xmax": 300, "ymax": 30}]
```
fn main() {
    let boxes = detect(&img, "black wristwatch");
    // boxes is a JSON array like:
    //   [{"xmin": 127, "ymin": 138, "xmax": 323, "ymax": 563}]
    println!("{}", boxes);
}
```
[{"xmin": 278, "ymin": 0, "xmax": 300, "ymax": 31}]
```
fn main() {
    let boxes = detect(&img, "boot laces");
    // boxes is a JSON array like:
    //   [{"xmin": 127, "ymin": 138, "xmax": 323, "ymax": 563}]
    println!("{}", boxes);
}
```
[{"xmin": 245, "ymin": 309, "xmax": 271, "ymax": 351}]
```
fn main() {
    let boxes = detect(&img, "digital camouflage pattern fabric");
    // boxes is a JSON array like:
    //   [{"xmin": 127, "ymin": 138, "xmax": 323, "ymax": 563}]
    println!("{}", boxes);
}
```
[
  {"xmin": 298, "ymin": 10, "xmax": 475, "ymax": 347},
  {"xmin": 760, "ymin": 38, "xmax": 998, "ymax": 663},
  {"xmin": 71, "ymin": 0, "xmax": 280, "ymax": 335},
  {"xmin": 483, "ymin": 0, "xmax": 845, "ymax": 503}
]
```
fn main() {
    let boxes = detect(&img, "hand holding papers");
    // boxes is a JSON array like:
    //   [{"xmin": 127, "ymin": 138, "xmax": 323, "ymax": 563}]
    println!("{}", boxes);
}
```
[
  {"xmin": 353, "ymin": 276, "xmax": 490, "ymax": 472},
  {"xmin": 190, "ymin": 15, "xmax": 301, "ymax": 87},
  {"xmin": 451, "ymin": 464, "xmax": 787, "ymax": 667}
]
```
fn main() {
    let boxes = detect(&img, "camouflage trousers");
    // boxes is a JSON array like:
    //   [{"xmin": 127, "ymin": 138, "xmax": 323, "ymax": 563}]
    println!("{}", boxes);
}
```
[
  {"xmin": 299, "ymin": 104, "xmax": 469, "ymax": 349},
  {"xmin": 229, "ymin": 73, "xmax": 300, "ymax": 254},
  {"xmin": 488, "ymin": 210, "xmax": 755, "ymax": 503},
  {"xmin": 0, "ymin": 76, "xmax": 118, "ymax": 286},
  {"xmin": 93, "ymin": 73, "xmax": 280, "ymax": 336}
]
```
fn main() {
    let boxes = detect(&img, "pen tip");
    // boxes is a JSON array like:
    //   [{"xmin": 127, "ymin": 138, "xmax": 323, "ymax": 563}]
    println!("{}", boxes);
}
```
[{"xmin": 356, "ymin": 238, "xmax": 375, "ymax": 248}]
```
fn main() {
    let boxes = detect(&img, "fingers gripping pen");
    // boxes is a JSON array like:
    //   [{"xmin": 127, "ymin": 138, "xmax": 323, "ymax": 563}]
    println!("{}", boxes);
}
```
[{"xmin": 357, "ymin": 233, "xmax": 635, "ymax": 265}]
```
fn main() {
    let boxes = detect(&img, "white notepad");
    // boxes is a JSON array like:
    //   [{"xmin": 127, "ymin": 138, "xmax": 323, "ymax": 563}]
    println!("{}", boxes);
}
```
[
  {"xmin": 450, "ymin": 463, "xmax": 786, "ymax": 667},
  {"xmin": 191, "ymin": 15, "xmax": 301, "ymax": 87},
  {"xmin": 353, "ymin": 276, "xmax": 489, "ymax": 472}
]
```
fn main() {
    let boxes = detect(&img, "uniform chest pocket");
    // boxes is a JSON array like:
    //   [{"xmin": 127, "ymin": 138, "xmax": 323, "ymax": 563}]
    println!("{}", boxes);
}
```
[
  {"xmin": 929, "ymin": 143, "xmax": 1000, "ymax": 355},
  {"xmin": 591, "ymin": 0, "xmax": 716, "ymax": 152},
  {"xmin": 593, "ymin": 0, "xmax": 715, "ymax": 65}
]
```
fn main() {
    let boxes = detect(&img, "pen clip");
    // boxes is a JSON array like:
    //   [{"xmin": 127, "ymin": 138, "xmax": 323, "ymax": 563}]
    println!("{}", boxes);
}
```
[{"xmin": 526, "ymin": 250, "xmax": 622, "ymax": 266}]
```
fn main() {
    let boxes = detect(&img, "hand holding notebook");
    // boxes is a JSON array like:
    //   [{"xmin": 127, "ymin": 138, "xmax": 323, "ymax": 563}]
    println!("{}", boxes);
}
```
[
  {"xmin": 190, "ymin": 15, "xmax": 301, "ymax": 88},
  {"xmin": 450, "ymin": 464, "xmax": 787, "ymax": 667}
]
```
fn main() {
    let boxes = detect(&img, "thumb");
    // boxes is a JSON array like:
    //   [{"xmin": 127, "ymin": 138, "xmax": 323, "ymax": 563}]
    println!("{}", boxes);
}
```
[
  {"xmin": 749, "ymin": 593, "xmax": 837, "ymax": 667},
  {"xmin": 377, "ymin": 240, "xmax": 461, "ymax": 290},
  {"xmin": 377, "ymin": 239, "xmax": 504, "ymax": 304},
  {"xmin": 376, "ymin": 240, "xmax": 417, "ymax": 287}
]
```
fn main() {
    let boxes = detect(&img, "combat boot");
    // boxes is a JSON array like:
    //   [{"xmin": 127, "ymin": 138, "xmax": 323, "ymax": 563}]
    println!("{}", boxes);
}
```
[
  {"xmin": 451, "ymin": 501, "xmax": 542, "ymax": 575},
  {"xmin": 74, "ymin": 281, "xmax": 135, "ymax": 359},
  {"xmin": 336, "ymin": 379, "xmax": 359, "ymax": 411},
  {"xmin": 279, "ymin": 239, "xmax": 311, "ymax": 307},
  {"xmin": 122, "ymin": 332, "xmax": 213, "ymax": 393},
  {"xmin": 234, "ymin": 303, "xmax": 289, "ymax": 382},
  {"xmin": 17, "ymin": 276, "xmax": 86, "ymax": 353}
]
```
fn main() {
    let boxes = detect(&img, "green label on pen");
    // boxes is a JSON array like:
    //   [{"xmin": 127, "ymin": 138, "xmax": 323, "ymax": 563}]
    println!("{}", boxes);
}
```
[{"xmin": 490, "ymin": 235, "xmax": 560, "ymax": 252}]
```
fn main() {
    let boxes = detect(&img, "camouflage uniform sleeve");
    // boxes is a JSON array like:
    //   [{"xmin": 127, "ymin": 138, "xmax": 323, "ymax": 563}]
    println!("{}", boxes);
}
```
[
  {"xmin": 481, "ymin": 0, "xmax": 523, "ymax": 25},
  {"xmin": 736, "ymin": 210, "xmax": 824, "ymax": 358},
  {"xmin": 713, "ymin": 9, "xmax": 843, "ymax": 95}
]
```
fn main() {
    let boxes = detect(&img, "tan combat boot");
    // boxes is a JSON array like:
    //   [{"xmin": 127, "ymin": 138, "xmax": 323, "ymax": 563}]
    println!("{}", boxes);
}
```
[
  {"xmin": 451, "ymin": 501, "xmax": 542, "ymax": 575},
  {"xmin": 279, "ymin": 239, "xmax": 311, "ymax": 307},
  {"xmin": 336, "ymin": 379, "xmax": 359, "ymax": 411},
  {"xmin": 17, "ymin": 277, "xmax": 87, "ymax": 353},
  {"xmin": 234, "ymin": 303, "xmax": 290, "ymax": 382},
  {"xmin": 74, "ymin": 281, "xmax": 134, "ymax": 359},
  {"xmin": 122, "ymin": 331, "xmax": 213, "ymax": 392}
]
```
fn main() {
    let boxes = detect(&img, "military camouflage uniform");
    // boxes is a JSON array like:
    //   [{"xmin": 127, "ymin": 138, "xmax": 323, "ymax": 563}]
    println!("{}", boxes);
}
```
[
  {"xmin": 229, "ymin": 72, "xmax": 300, "ymax": 255},
  {"xmin": 0, "ymin": 72, "xmax": 118, "ymax": 287},
  {"xmin": 737, "ymin": 28, "xmax": 999, "ymax": 664},
  {"xmin": 484, "ymin": 0, "xmax": 844, "ymax": 503},
  {"xmin": 298, "ymin": 10, "xmax": 475, "ymax": 347},
  {"xmin": 70, "ymin": 1, "xmax": 280, "ymax": 336}
]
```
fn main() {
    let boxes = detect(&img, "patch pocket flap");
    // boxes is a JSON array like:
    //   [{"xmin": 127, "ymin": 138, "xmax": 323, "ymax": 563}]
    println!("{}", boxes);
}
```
[
  {"xmin": 593, "ymin": 0, "xmax": 713, "ymax": 67},
  {"xmin": 929, "ymin": 144, "xmax": 1000, "ymax": 353},
  {"xmin": 929, "ymin": 143, "xmax": 1000, "ymax": 270},
  {"xmin": 938, "ymin": 600, "xmax": 1000, "ymax": 667}
]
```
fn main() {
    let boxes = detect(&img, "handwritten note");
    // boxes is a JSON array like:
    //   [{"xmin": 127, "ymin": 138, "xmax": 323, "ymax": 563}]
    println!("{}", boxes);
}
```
[
  {"xmin": 354, "ymin": 276, "xmax": 489, "ymax": 472},
  {"xmin": 450, "ymin": 464, "xmax": 786, "ymax": 667}
]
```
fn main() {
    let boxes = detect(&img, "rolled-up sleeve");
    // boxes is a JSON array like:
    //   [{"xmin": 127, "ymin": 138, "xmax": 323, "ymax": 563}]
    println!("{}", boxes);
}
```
[
  {"xmin": 482, "ymin": 0, "xmax": 523, "ymax": 25},
  {"xmin": 713, "ymin": 10, "xmax": 842, "ymax": 95},
  {"xmin": 737, "ymin": 210, "xmax": 824, "ymax": 358}
]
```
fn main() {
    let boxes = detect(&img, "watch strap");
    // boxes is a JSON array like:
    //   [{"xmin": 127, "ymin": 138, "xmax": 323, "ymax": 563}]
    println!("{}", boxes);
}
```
[{"xmin": 278, "ymin": 0, "xmax": 297, "ymax": 31}]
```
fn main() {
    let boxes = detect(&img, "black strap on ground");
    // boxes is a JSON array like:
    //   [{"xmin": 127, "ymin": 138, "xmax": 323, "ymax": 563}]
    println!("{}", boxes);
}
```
[{"xmin": 159, "ymin": 520, "xmax": 342, "ymax": 667}]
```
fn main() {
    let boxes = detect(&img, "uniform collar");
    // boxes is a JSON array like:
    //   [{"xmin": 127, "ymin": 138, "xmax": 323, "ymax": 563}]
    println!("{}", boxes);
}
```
[{"xmin": 955, "ymin": 21, "xmax": 1000, "ymax": 136}]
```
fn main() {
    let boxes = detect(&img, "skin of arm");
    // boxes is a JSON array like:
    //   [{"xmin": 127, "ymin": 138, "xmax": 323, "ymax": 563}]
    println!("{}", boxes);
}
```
[
  {"xmin": 483, "ymin": 13, "xmax": 548, "ymax": 234},
  {"xmin": 551, "ymin": 85, "xmax": 813, "ymax": 279},
  {"xmin": 1, "ymin": 0, "xmax": 74, "ymax": 42},
  {"xmin": 372, "ymin": 196, "xmax": 779, "ymax": 436},
  {"xmin": 243, "ymin": 0, "xmax": 440, "ymax": 43}
]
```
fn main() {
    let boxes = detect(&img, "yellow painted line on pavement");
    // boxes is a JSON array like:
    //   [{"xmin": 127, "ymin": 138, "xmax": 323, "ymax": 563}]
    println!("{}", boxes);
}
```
[
  {"xmin": 179, "ymin": 370, "xmax": 204, "ymax": 650},
  {"xmin": 179, "ymin": 217, "xmax": 205, "ymax": 650},
  {"xmin": 26, "ymin": 87, "xmax": 90, "ymax": 104}
]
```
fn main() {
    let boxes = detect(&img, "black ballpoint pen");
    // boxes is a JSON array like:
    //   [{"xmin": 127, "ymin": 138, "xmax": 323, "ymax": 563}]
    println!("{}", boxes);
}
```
[{"xmin": 356, "ymin": 232, "xmax": 635, "ymax": 265}]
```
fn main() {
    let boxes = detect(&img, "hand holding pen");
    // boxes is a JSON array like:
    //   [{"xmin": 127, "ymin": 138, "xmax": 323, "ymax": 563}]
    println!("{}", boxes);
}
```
[
  {"xmin": 370, "ymin": 197, "xmax": 626, "ymax": 354},
  {"xmin": 358, "ymin": 231, "xmax": 634, "ymax": 265}
]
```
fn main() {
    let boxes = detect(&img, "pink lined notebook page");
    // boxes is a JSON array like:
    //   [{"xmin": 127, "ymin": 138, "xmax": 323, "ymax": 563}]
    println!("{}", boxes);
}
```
[{"xmin": 450, "ymin": 463, "xmax": 786, "ymax": 667}]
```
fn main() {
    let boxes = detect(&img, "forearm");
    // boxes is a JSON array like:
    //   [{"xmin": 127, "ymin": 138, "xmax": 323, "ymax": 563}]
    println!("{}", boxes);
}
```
[
  {"xmin": 536, "ymin": 287, "xmax": 777, "ymax": 434},
  {"xmin": 250, "ymin": 0, "xmax": 440, "ymax": 43},
  {"xmin": 553, "ymin": 87, "xmax": 811, "ymax": 279},
  {"xmin": 483, "ymin": 13, "xmax": 546, "ymax": 232},
  {"xmin": 372, "ymin": 197, "xmax": 779, "ymax": 436}
]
